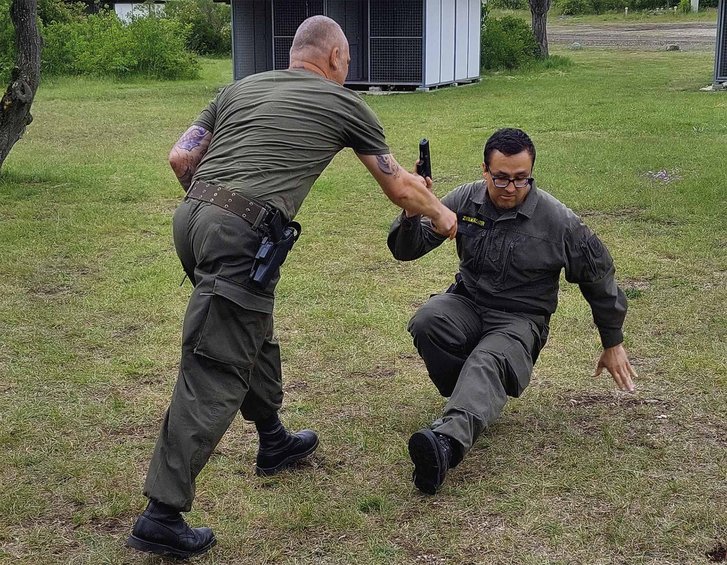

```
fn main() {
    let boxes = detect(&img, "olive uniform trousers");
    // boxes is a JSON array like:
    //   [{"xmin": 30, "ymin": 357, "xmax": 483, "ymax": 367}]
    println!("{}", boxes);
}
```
[
  {"xmin": 144, "ymin": 199, "xmax": 282, "ymax": 511},
  {"xmin": 407, "ymin": 292, "xmax": 549, "ymax": 464}
]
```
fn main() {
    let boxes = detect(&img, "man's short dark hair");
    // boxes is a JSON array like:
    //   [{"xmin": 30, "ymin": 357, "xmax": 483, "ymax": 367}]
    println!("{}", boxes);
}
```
[{"xmin": 483, "ymin": 128, "xmax": 536, "ymax": 169}]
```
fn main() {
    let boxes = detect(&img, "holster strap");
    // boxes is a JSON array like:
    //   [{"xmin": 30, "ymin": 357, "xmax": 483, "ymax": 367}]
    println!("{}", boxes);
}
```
[{"xmin": 187, "ymin": 180, "xmax": 270, "ymax": 229}]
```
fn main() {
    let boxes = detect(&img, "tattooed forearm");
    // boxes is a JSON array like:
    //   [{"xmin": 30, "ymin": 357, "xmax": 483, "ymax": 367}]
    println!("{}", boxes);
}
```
[
  {"xmin": 177, "ymin": 126, "xmax": 209, "ymax": 151},
  {"xmin": 376, "ymin": 154, "xmax": 401, "ymax": 179},
  {"xmin": 176, "ymin": 165, "xmax": 194, "ymax": 190}
]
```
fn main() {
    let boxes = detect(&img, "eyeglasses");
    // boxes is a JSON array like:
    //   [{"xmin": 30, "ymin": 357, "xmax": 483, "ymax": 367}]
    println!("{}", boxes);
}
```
[{"xmin": 489, "ymin": 175, "xmax": 533, "ymax": 189}]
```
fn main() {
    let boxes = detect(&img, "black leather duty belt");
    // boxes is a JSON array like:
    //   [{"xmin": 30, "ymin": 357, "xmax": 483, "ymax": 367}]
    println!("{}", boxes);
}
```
[{"xmin": 186, "ymin": 180, "xmax": 271, "ymax": 229}]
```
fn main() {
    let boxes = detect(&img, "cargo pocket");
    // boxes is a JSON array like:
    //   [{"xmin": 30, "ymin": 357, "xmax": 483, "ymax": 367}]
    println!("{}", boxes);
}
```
[{"xmin": 194, "ymin": 276, "xmax": 274, "ymax": 369}]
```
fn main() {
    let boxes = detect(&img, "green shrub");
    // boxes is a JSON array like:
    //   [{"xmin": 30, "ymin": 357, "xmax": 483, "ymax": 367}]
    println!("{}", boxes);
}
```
[
  {"xmin": 37, "ymin": 0, "xmax": 86, "ymax": 25},
  {"xmin": 480, "ymin": 16, "xmax": 539, "ymax": 70},
  {"xmin": 486, "ymin": 0, "xmax": 528, "ymax": 10},
  {"xmin": 678, "ymin": 0, "xmax": 691, "ymax": 12},
  {"xmin": 164, "ymin": 0, "xmax": 231, "ymax": 55},
  {"xmin": 556, "ymin": 0, "xmax": 627, "ymax": 14},
  {"xmin": 126, "ymin": 14, "xmax": 200, "ymax": 78},
  {"xmin": 41, "ymin": 10, "xmax": 199, "ymax": 79}
]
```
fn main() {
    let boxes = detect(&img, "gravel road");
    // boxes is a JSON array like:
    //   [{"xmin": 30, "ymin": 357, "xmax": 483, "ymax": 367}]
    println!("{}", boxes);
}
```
[{"xmin": 548, "ymin": 20, "xmax": 718, "ymax": 50}]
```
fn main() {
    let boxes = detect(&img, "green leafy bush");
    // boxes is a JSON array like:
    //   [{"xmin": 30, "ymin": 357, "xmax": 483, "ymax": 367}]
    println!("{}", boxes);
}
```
[
  {"xmin": 486, "ymin": 0, "xmax": 529, "ymax": 10},
  {"xmin": 41, "ymin": 10, "xmax": 200, "ymax": 79},
  {"xmin": 480, "ymin": 15, "xmax": 539, "ymax": 70},
  {"xmin": 556, "ymin": 0, "xmax": 628, "ymax": 15},
  {"xmin": 37, "ymin": 0, "xmax": 86, "ymax": 25},
  {"xmin": 164, "ymin": 0, "xmax": 231, "ymax": 55}
]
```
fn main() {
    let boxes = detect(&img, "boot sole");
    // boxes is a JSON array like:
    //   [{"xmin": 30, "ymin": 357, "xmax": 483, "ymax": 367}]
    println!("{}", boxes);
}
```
[
  {"xmin": 126, "ymin": 534, "xmax": 216, "ymax": 559},
  {"xmin": 408, "ymin": 429, "xmax": 445, "ymax": 495},
  {"xmin": 255, "ymin": 437, "xmax": 320, "ymax": 477}
]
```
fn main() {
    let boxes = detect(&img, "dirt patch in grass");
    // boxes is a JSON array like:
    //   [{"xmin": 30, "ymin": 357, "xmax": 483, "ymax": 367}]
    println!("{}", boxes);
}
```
[
  {"xmin": 350, "ymin": 366, "xmax": 398, "ymax": 380},
  {"xmin": 707, "ymin": 542, "xmax": 727, "ymax": 563},
  {"xmin": 26, "ymin": 262, "xmax": 97, "ymax": 299},
  {"xmin": 565, "ymin": 391, "xmax": 668, "ymax": 408},
  {"xmin": 577, "ymin": 207, "xmax": 642, "ymax": 219},
  {"xmin": 29, "ymin": 283, "xmax": 75, "ymax": 297}
]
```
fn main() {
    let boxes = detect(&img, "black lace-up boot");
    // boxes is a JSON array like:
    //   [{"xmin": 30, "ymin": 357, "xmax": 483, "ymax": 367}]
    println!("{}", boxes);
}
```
[
  {"xmin": 408, "ymin": 429, "xmax": 454, "ymax": 495},
  {"xmin": 126, "ymin": 499, "xmax": 216, "ymax": 559},
  {"xmin": 255, "ymin": 414, "xmax": 319, "ymax": 476}
]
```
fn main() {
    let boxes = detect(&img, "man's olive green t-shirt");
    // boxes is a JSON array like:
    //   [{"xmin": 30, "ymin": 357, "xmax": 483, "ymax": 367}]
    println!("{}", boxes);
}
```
[{"xmin": 192, "ymin": 69, "xmax": 390, "ymax": 220}]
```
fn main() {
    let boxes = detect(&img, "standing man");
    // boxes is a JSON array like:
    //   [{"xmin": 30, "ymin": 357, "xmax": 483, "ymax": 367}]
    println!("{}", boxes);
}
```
[
  {"xmin": 127, "ymin": 16, "xmax": 456, "ymax": 559},
  {"xmin": 388, "ymin": 128, "xmax": 637, "ymax": 495}
]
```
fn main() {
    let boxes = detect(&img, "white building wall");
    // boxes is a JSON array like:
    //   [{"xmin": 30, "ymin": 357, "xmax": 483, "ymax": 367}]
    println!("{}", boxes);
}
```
[
  {"xmin": 425, "ymin": 0, "xmax": 442, "ymax": 86},
  {"xmin": 468, "ymin": 0, "xmax": 481, "ymax": 79},
  {"xmin": 454, "ymin": 0, "xmax": 468, "ymax": 80},
  {"xmin": 439, "ymin": 0, "xmax": 456, "ymax": 84}
]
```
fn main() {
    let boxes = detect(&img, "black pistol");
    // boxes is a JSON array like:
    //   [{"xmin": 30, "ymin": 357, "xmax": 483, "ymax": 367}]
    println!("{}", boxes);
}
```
[{"xmin": 416, "ymin": 138, "xmax": 432, "ymax": 179}]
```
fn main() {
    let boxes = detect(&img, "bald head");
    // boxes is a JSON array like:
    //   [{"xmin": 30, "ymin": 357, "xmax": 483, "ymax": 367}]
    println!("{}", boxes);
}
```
[
  {"xmin": 289, "ymin": 16, "xmax": 350, "ymax": 84},
  {"xmin": 291, "ymin": 16, "xmax": 346, "ymax": 58}
]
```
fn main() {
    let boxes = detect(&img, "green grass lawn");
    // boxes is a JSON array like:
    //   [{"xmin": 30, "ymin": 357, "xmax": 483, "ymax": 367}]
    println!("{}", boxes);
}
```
[{"xmin": 0, "ymin": 51, "xmax": 725, "ymax": 564}]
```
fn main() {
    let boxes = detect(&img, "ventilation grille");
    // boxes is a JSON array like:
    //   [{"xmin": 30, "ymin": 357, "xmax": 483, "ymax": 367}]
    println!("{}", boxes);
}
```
[
  {"xmin": 370, "ymin": 0, "xmax": 422, "ymax": 37},
  {"xmin": 274, "ymin": 37, "xmax": 293, "ymax": 69},
  {"xmin": 369, "ymin": 0, "xmax": 422, "ymax": 82},
  {"xmin": 370, "ymin": 38, "xmax": 422, "ymax": 82},
  {"xmin": 272, "ymin": 0, "xmax": 324, "ymax": 70}
]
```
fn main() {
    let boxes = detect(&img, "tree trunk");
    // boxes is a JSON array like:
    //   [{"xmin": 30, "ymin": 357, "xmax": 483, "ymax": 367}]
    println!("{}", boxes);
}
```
[
  {"xmin": 0, "ymin": 0, "xmax": 41, "ymax": 172},
  {"xmin": 528, "ymin": 0, "xmax": 551, "ymax": 59}
]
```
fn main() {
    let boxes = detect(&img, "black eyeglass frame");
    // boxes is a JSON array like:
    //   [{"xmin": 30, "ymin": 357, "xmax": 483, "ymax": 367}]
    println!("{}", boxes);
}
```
[
  {"xmin": 488, "ymin": 175, "xmax": 534, "ymax": 189},
  {"xmin": 484, "ymin": 165, "xmax": 534, "ymax": 189}
]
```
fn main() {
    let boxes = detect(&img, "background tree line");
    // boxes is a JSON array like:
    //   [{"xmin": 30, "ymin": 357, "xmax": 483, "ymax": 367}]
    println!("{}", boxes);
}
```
[{"xmin": 0, "ymin": 0, "xmax": 231, "ymax": 84}]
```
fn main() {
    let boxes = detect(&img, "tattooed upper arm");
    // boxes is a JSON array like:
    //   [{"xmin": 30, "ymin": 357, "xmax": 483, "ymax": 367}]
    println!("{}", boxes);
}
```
[
  {"xmin": 176, "ymin": 125, "xmax": 211, "ymax": 152},
  {"xmin": 376, "ymin": 154, "xmax": 401, "ymax": 179}
]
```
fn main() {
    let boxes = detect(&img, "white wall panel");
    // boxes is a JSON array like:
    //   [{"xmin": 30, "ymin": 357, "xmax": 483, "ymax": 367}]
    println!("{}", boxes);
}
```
[
  {"xmin": 425, "ymin": 0, "xmax": 442, "ymax": 85},
  {"xmin": 468, "ymin": 0, "xmax": 481, "ymax": 78},
  {"xmin": 454, "ymin": 0, "xmax": 468, "ymax": 80},
  {"xmin": 440, "ymin": 0, "xmax": 456, "ymax": 83}
]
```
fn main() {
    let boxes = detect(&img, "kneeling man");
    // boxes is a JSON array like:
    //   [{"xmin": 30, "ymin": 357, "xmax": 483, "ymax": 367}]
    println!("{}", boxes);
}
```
[{"xmin": 388, "ymin": 128, "xmax": 637, "ymax": 494}]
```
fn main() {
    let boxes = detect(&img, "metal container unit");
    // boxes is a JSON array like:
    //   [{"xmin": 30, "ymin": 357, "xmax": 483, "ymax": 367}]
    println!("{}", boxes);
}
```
[
  {"xmin": 715, "ymin": 0, "xmax": 726, "ymax": 85},
  {"xmin": 231, "ymin": 0, "xmax": 481, "ymax": 89}
]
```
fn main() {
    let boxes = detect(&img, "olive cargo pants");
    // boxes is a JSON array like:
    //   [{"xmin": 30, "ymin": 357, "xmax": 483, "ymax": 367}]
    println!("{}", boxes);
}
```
[
  {"xmin": 144, "ymin": 199, "xmax": 283, "ymax": 511},
  {"xmin": 407, "ymin": 293, "xmax": 548, "ymax": 462}
]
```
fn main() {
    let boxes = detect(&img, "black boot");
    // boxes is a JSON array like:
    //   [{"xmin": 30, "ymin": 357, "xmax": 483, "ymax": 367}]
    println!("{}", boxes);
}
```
[
  {"xmin": 126, "ymin": 500, "xmax": 216, "ymax": 559},
  {"xmin": 408, "ymin": 429, "xmax": 454, "ymax": 495},
  {"xmin": 255, "ymin": 415, "xmax": 319, "ymax": 476}
]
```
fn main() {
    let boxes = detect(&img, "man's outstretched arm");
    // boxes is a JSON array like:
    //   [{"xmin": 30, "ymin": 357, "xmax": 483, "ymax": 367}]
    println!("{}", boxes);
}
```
[
  {"xmin": 169, "ymin": 125, "xmax": 213, "ymax": 191},
  {"xmin": 357, "ymin": 153, "xmax": 457, "ymax": 239}
]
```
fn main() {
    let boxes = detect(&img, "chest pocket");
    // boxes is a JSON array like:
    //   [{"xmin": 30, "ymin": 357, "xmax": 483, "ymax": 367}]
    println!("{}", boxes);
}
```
[
  {"xmin": 494, "ymin": 236, "xmax": 519, "ymax": 289},
  {"xmin": 486, "ymin": 228, "xmax": 520, "ymax": 288}
]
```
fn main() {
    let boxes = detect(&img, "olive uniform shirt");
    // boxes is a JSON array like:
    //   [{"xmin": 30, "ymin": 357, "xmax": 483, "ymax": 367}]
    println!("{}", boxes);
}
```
[
  {"xmin": 192, "ymin": 69, "xmax": 391, "ymax": 221},
  {"xmin": 388, "ymin": 180, "xmax": 628, "ymax": 348}
]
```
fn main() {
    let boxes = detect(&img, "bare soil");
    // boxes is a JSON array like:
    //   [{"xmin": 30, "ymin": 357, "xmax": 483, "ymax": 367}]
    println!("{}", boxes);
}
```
[{"xmin": 548, "ymin": 20, "xmax": 718, "ymax": 50}]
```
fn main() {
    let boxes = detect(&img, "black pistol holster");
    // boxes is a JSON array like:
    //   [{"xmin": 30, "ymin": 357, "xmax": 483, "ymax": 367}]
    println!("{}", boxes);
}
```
[{"xmin": 250, "ymin": 210, "xmax": 301, "ymax": 288}]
